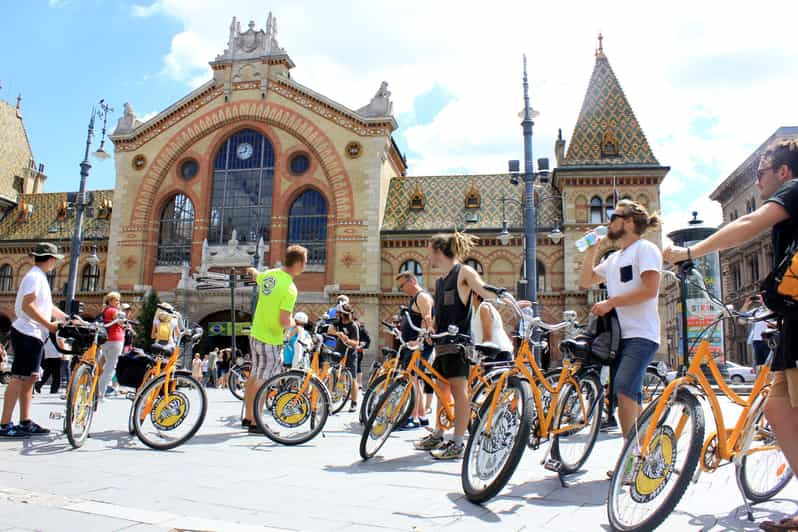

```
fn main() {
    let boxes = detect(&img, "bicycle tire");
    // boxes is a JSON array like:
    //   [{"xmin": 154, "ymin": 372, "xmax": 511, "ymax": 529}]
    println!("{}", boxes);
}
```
[
  {"xmin": 127, "ymin": 400, "xmax": 135, "ymax": 435},
  {"xmin": 329, "ymin": 368, "xmax": 353, "ymax": 415},
  {"xmin": 133, "ymin": 372, "xmax": 207, "ymax": 450},
  {"xmin": 360, "ymin": 373, "xmax": 390, "ymax": 424},
  {"xmin": 360, "ymin": 378, "xmax": 411, "ymax": 460},
  {"xmin": 607, "ymin": 388, "xmax": 704, "ymax": 532},
  {"xmin": 228, "ymin": 362, "xmax": 250, "ymax": 401},
  {"xmin": 737, "ymin": 394, "xmax": 793, "ymax": 503},
  {"xmin": 254, "ymin": 370, "xmax": 330, "ymax": 445},
  {"xmin": 550, "ymin": 370, "xmax": 603, "ymax": 474},
  {"xmin": 462, "ymin": 375, "xmax": 533, "ymax": 503},
  {"xmin": 65, "ymin": 363, "xmax": 95, "ymax": 449}
]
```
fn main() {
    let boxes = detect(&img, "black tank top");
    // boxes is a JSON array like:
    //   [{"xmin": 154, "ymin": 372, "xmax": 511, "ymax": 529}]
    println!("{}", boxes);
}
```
[
  {"xmin": 434, "ymin": 263, "xmax": 471, "ymax": 336},
  {"xmin": 401, "ymin": 291, "xmax": 426, "ymax": 343}
]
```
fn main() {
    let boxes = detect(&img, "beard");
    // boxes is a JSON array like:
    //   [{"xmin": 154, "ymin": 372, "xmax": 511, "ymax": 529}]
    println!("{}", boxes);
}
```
[{"xmin": 608, "ymin": 226, "xmax": 626, "ymax": 241}]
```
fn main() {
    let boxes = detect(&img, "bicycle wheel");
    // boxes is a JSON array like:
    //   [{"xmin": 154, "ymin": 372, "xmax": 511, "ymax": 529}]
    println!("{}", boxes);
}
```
[
  {"xmin": 462, "ymin": 375, "xmax": 533, "ymax": 503},
  {"xmin": 228, "ymin": 362, "xmax": 250, "ymax": 401},
  {"xmin": 329, "ymin": 367, "xmax": 353, "ymax": 415},
  {"xmin": 607, "ymin": 388, "xmax": 705, "ymax": 532},
  {"xmin": 65, "ymin": 363, "xmax": 95, "ymax": 448},
  {"xmin": 642, "ymin": 368, "xmax": 667, "ymax": 404},
  {"xmin": 360, "ymin": 373, "xmax": 389, "ymax": 425},
  {"xmin": 550, "ymin": 370, "xmax": 603, "ymax": 474},
  {"xmin": 127, "ymin": 400, "xmax": 136, "ymax": 435},
  {"xmin": 737, "ymin": 394, "xmax": 793, "ymax": 503},
  {"xmin": 254, "ymin": 370, "xmax": 330, "ymax": 445},
  {"xmin": 360, "ymin": 378, "xmax": 412, "ymax": 460},
  {"xmin": 133, "ymin": 372, "xmax": 207, "ymax": 450}
]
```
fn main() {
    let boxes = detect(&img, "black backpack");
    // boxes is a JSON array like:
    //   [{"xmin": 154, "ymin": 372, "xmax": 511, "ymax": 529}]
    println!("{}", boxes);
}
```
[
  {"xmin": 358, "ymin": 323, "xmax": 371, "ymax": 350},
  {"xmin": 560, "ymin": 309, "xmax": 621, "ymax": 365}
]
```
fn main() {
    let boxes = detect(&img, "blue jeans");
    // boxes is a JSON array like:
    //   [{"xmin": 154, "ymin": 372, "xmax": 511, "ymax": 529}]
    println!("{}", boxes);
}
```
[{"xmin": 612, "ymin": 338, "xmax": 659, "ymax": 404}]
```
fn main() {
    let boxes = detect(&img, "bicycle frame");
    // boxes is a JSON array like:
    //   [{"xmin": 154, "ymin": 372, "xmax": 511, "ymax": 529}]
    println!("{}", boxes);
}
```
[{"xmin": 639, "ymin": 339, "xmax": 776, "ymax": 463}]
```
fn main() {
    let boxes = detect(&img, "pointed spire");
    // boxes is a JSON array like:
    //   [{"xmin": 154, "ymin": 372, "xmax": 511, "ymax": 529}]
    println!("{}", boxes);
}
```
[{"xmin": 596, "ymin": 32, "xmax": 605, "ymax": 59}]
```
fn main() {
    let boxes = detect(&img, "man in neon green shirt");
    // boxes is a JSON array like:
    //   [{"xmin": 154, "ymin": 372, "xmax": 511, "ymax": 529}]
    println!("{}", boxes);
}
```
[{"xmin": 242, "ymin": 245, "xmax": 307, "ymax": 432}]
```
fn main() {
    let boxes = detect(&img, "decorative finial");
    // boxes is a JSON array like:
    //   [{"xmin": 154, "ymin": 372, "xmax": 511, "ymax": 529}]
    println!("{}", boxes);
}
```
[
  {"xmin": 558, "ymin": 128, "xmax": 563, "ymax": 141},
  {"xmin": 596, "ymin": 32, "xmax": 604, "ymax": 57},
  {"xmin": 16, "ymin": 93, "xmax": 21, "ymax": 109}
]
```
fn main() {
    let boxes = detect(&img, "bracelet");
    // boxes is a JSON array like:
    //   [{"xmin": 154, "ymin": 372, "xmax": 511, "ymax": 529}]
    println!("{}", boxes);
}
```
[{"xmin": 687, "ymin": 247, "xmax": 692, "ymax": 260}]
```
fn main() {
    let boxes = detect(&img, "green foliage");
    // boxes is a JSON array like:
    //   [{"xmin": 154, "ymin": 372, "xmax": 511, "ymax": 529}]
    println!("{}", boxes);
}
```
[{"xmin": 135, "ymin": 291, "xmax": 159, "ymax": 349}]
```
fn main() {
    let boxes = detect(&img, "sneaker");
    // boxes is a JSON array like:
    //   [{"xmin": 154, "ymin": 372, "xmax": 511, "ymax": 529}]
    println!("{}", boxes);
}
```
[
  {"xmin": 348, "ymin": 401, "xmax": 357, "ymax": 413},
  {"xmin": 242, "ymin": 419, "xmax": 252, "ymax": 428},
  {"xmin": 601, "ymin": 416, "xmax": 619, "ymax": 432},
  {"xmin": 419, "ymin": 417, "xmax": 429, "ymax": 427},
  {"xmin": 398, "ymin": 419, "xmax": 420, "ymax": 431},
  {"xmin": 0, "ymin": 423, "xmax": 29, "ymax": 439},
  {"xmin": 414, "ymin": 433, "xmax": 444, "ymax": 451},
  {"xmin": 248, "ymin": 424, "xmax": 264, "ymax": 434},
  {"xmin": 431, "ymin": 440, "xmax": 464, "ymax": 460},
  {"xmin": 16, "ymin": 420, "xmax": 50, "ymax": 436}
]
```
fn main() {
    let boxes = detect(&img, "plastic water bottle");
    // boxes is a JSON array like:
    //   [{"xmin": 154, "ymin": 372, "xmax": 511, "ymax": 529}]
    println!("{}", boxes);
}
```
[{"xmin": 575, "ymin": 226, "xmax": 608, "ymax": 252}]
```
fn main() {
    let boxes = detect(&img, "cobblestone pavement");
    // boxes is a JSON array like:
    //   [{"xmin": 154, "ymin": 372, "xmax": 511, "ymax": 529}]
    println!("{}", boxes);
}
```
[{"xmin": 0, "ymin": 387, "xmax": 795, "ymax": 531}]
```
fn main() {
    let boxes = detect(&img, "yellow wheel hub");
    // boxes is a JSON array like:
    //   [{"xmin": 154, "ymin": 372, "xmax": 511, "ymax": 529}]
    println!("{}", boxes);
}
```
[
  {"xmin": 151, "ymin": 392, "xmax": 187, "ymax": 430},
  {"xmin": 633, "ymin": 427, "xmax": 675, "ymax": 500},
  {"xmin": 275, "ymin": 392, "xmax": 308, "ymax": 425}
]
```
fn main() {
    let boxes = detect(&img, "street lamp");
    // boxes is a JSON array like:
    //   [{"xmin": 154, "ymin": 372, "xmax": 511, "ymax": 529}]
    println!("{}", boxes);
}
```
[{"xmin": 64, "ymin": 100, "xmax": 113, "ymax": 315}]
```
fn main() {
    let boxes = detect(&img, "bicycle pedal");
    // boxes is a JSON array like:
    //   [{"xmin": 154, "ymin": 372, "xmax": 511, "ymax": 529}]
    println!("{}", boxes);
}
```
[
  {"xmin": 543, "ymin": 458, "xmax": 562, "ymax": 473},
  {"xmin": 49, "ymin": 411, "xmax": 64, "ymax": 420}
]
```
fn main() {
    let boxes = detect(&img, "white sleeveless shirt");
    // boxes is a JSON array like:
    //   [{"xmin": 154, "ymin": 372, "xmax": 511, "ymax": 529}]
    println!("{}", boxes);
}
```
[{"xmin": 470, "ymin": 302, "xmax": 514, "ymax": 353}]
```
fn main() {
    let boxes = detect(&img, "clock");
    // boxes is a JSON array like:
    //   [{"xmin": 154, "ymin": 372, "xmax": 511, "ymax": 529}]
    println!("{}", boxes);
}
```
[{"xmin": 236, "ymin": 142, "xmax": 254, "ymax": 160}]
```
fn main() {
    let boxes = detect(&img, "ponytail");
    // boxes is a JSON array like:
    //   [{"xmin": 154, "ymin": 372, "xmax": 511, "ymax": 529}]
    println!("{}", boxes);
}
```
[{"xmin": 429, "ymin": 231, "xmax": 477, "ymax": 260}]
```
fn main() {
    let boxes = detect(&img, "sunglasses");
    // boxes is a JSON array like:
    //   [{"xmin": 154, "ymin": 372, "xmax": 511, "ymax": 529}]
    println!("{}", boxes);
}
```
[
  {"xmin": 610, "ymin": 213, "xmax": 631, "ymax": 222},
  {"xmin": 398, "ymin": 277, "xmax": 412, "ymax": 290},
  {"xmin": 755, "ymin": 167, "xmax": 774, "ymax": 182}
]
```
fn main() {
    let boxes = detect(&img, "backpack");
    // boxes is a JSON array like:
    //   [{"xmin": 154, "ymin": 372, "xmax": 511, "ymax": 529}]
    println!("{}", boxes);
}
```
[
  {"xmin": 761, "ymin": 240, "xmax": 798, "ymax": 317},
  {"xmin": 358, "ymin": 323, "xmax": 371, "ymax": 350},
  {"xmin": 560, "ymin": 309, "xmax": 621, "ymax": 365},
  {"xmin": 155, "ymin": 313, "xmax": 173, "ymax": 343}
]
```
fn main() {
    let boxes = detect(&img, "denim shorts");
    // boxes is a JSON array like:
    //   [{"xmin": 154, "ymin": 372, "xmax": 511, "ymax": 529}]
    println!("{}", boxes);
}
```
[{"xmin": 612, "ymin": 338, "xmax": 659, "ymax": 404}]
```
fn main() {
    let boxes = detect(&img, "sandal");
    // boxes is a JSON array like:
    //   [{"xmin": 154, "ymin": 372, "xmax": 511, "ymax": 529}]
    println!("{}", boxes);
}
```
[{"xmin": 760, "ymin": 517, "xmax": 798, "ymax": 531}]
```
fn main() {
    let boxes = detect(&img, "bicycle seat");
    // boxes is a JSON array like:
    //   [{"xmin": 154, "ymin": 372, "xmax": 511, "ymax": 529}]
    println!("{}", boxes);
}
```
[
  {"xmin": 474, "ymin": 343, "xmax": 504, "ymax": 359},
  {"xmin": 150, "ymin": 343, "xmax": 174, "ymax": 356},
  {"xmin": 559, "ymin": 338, "xmax": 591, "ymax": 362},
  {"xmin": 381, "ymin": 348, "xmax": 397, "ymax": 358}
]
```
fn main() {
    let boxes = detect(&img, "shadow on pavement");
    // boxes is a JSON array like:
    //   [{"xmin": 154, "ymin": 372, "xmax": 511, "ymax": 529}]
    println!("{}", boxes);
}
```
[
  {"xmin": 682, "ymin": 498, "xmax": 798, "ymax": 532},
  {"xmin": 323, "ymin": 449, "xmax": 459, "ymax": 478}
]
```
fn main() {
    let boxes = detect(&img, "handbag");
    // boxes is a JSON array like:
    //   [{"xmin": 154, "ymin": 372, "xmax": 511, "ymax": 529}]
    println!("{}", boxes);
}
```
[{"xmin": 761, "ymin": 240, "xmax": 798, "ymax": 317}]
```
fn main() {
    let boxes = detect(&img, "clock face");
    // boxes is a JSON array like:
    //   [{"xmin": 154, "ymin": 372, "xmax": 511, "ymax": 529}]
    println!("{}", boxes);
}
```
[{"xmin": 236, "ymin": 142, "xmax": 254, "ymax": 160}]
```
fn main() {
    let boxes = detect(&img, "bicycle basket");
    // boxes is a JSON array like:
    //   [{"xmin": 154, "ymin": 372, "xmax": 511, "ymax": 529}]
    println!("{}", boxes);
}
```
[{"xmin": 58, "ymin": 324, "xmax": 107, "ymax": 351}]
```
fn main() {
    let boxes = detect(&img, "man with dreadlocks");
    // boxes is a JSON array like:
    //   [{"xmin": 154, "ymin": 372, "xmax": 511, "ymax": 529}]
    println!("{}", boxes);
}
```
[{"xmin": 415, "ymin": 232, "xmax": 499, "ymax": 460}]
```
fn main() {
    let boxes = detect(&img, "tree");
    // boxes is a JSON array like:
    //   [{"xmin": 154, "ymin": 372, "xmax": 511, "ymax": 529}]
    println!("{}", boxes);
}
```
[{"xmin": 135, "ymin": 291, "xmax": 160, "ymax": 349}]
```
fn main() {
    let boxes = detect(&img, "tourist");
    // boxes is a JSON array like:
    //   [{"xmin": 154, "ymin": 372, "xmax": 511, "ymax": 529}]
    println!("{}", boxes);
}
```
[{"xmin": 97, "ymin": 291, "xmax": 126, "ymax": 400}]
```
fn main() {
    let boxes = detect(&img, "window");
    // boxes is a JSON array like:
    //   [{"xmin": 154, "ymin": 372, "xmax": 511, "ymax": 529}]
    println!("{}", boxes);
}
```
[
  {"xmin": 464, "ymin": 258, "xmax": 483, "ymax": 275},
  {"xmin": 80, "ymin": 264, "xmax": 100, "ymax": 292},
  {"xmin": 749, "ymin": 256, "xmax": 760, "ymax": 284},
  {"xmin": 289, "ymin": 153, "xmax": 310, "ymax": 176},
  {"xmin": 605, "ymin": 195, "xmax": 615, "ymax": 221},
  {"xmin": 208, "ymin": 129, "xmax": 275, "ymax": 244},
  {"xmin": 157, "ymin": 194, "xmax": 195, "ymax": 265},
  {"xmin": 288, "ymin": 189, "xmax": 328, "ymax": 266},
  {"xmin": 180, "ymin": 159, "xmax": 199, "ymax": 180},
  {"xmin": 13, "ymin": 176, "xmax": 24, "ymax": 195},
  {"xmin": 0, "ymin": 265, "xmax": 12, "ymax": 292},
  {"xmin": 589, "ymin": 196, "xmax": 603, "ymax": 224},
  {"xmin": 400, "ymin": 260, "xmax": 423, "ymax": 288},
  {"xmin": 732, "ymin": 263, "xmax": 742, "ymax": 291},
  {"xmin": 537, "ymin": 260, "xmax": 546, "ymax": 293},
  {"xmin": 465, "ymin": 192, "xmax": 481, "ymax": 209}
]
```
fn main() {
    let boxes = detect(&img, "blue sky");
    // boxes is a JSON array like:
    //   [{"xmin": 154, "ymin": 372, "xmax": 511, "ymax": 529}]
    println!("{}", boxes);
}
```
[{"xmin": 3, "ymin": 0, "xmax": 798, "ymax": 237}]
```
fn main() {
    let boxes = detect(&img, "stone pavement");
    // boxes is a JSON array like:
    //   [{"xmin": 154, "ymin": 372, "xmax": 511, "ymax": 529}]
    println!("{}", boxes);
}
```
[{"xmin": 0, "ymin": 387, "xmax": 796, "ymax": 531}]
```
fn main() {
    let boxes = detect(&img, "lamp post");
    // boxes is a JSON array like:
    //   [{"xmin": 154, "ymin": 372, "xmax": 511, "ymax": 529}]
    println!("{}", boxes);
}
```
[{"xmin": 64, "ymin": 100, "xmax": 112, "ymax": 315}]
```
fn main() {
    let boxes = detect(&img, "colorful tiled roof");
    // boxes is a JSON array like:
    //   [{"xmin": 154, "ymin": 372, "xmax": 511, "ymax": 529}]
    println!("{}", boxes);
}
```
[
  {"xmin": 381, "ymin": 174, "xmax": 561, "ymax": 233},
  {"xmin": 561, "ymin": 46, "xmax": 659, "ymax": 168},
  {"xmin": 0, "ymin": 99, "xmax": 33, "ymax": 204},
  {"xmin": 0, "ymin": 190, "xmax": 113, "ymax": 242}
]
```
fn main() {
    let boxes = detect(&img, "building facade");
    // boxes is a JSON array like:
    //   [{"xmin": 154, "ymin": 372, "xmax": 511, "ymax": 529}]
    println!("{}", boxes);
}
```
[
  {"xmin": 0, "ymin": 21, "xmax": 668, "ymax": 361},
  {"xmin": 708, "ymin": 126, "xmax": 798, "ymax": 364}
]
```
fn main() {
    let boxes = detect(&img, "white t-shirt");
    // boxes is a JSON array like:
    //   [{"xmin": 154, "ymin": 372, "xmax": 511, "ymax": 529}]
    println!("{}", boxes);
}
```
[
  {"xmin": 43, "ymin": 338, "xmax": 63, "ymax": 359},
  {"xmin": 471, "ymin": 302, "xmax": 514, "ymax": 353},
  {"xmin": 749, "ymin": 308, "xmax": 773, "ymax": 343},
  {"xmin": 13, "ymin": 266, "xmax": 53, "ymax": 341},
  {"xmin": 593, "ymin": 239, "xmax": 662, "ymax": 344}
]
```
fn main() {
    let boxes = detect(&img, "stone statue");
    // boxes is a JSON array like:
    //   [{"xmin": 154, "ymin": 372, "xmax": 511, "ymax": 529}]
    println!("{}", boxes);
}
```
[
  {"xmin": 357, "ymin": 81, "xmax": 394, "ymax": 117},
  {"xmin": 112, "ymin": 102, "xmax": 141, "ymax": 134}
]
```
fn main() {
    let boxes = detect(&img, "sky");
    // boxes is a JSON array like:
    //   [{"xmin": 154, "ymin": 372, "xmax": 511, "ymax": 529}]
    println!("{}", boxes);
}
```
[{"xmin": 2, "ymin": 0, "xmax": 798, "ymax": 239}]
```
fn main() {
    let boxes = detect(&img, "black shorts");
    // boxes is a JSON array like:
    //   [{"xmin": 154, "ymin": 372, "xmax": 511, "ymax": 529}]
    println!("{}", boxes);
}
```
[
  {"xmin": 10, "ymin": 328, "xmax": 44, "ymax": 378},
  {"xmin": 344, "ymin": 351, "xmax": 358, "ymax": 376},
  {"xmin": 775, "ymin": 317, "xmax": 798, "ymax": 371},
  {"xmin": 433, "ymin": 349, "xmax": 469, "ymax": 380},
  {"xmin": 753, "ymin": 340, "xmax": 770, "ymax": 366}
]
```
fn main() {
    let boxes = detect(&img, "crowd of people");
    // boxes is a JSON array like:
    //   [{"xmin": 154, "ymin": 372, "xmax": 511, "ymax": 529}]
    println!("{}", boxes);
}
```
[{"xmin": 0, "ymin": 139, "xmax": 797, "ymax": 530}]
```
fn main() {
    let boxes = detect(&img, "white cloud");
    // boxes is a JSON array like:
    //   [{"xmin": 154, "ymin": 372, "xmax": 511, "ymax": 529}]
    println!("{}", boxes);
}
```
[{"xmin": 128, "ymin": 0, "xmax": 798, "ymax": 228}]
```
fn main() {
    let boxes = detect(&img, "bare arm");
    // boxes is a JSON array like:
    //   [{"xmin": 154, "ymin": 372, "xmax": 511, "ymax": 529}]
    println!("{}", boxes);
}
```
[
  {"xmin": 479, "ymin": 304, "xmax": 493, "ymax": 343},
  {"xmin": 416, "ymin": 292, "xmax": 434, "ymax": 330},
  {"xmin": 578, "ymin": 243, "xmax": 605, "ymax": 289},
  {"xmin": 21, "ymin": 293, "xmax": 58, "ymax": 333},
  {"xmin": 664, "ymin": 203, "xmax": 789, "ymax": 263},
  {"xmin": 246, "ymin": 267, "xmax": 259, "ymax": 280},
  {"xmin": 591, "ymin": 270, "xmax": 660, "ymax": 316},
  {"xmin": 460, "ymin": 265, "xmax": 495, "ymax": 300}
]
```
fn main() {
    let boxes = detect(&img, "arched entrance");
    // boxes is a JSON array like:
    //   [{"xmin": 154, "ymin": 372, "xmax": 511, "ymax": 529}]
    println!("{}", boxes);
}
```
[{"xmin": 198, "ymin": 310, "xmax": 253, "ymax": 356}]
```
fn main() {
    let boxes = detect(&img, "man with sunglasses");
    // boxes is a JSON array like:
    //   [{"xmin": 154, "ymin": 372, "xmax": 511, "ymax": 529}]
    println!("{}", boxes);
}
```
[
  {"xmin": 664, "ymin": 139, "xmax": 798, "ymax": 532},
  {"xmin": 579, "ymin": 200, "xmax": 663, "ymax": 477}
]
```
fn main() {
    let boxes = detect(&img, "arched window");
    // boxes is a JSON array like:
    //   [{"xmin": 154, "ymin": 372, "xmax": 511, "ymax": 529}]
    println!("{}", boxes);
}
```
[
  {"xmin": 80, "ymin": 264, "xmax": 100, "ymax": 292},
  {"xmin": 157, "ymin": 194, "xmax": 195, "ymax": 265},
  {"xmin": 537, "ymin": 260, "xmax": 546, "ymax": 293},
  {"xmin": 288, "ymin": 189, "xmax": 328, "ymax": 266},
  {"xmin": 589, "ymin": 196, "xmax": 603, "ymax": 224},
  {"xmin": 400, "ymin": 260, "xmax": 423, "ymax": 289},
  {"xmin": 209, "ymin": 129, "xmax": 275, "ymax": 244},
  {"xmin": 605, "ymin": 195, "xmax": 616, "ymax": 221},
  {"xmin": 0, "ymin": 265, "xmax": 12, "ymax": 292},
  {"xmin": 464, "ymin": 258, "xmax": 483, "ymax": 275}
]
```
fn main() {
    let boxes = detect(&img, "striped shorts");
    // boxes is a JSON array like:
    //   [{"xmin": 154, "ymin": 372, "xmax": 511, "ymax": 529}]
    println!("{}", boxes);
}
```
[{"xmin": 250, "ymin": 337, "xmax": 284, "ymax": 381}]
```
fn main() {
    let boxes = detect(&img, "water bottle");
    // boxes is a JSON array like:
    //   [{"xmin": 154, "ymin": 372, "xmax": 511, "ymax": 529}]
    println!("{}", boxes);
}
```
[{"xmin": 575, "ymin": 226, "xmax": 608, "ymax": 252}]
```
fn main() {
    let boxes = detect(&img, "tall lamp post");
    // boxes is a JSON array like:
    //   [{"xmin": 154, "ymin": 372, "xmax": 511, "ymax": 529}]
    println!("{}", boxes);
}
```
[{"xmin": 64, "ymin": 100, "xmax": 113, "ymax": 315}]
